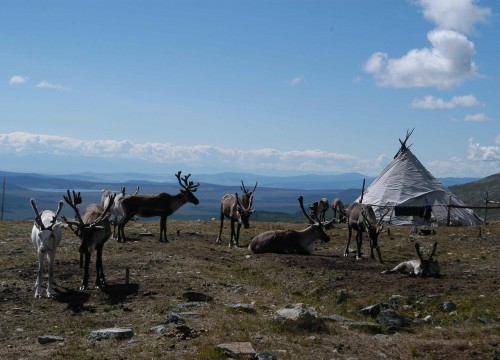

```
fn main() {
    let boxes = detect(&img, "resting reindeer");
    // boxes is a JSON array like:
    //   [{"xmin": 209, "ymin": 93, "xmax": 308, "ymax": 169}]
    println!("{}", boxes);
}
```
[
  {"xmin": 118, "ymin": 171, "xmax": 200, "ymax": 242},
  {"xmin": 62, "ymin": 190, "xmax": 115, "ymax": 290},
  {"xmin": 332, "ymin": 198, "xmax": 347, "ymax": 223},
  {"xmin": 30, "ymin": 198, "xmax": 64, "ymax": 298},
  {"xmin": 101, "ymin": 185, "xmax": 140, "ymax": 240},
  {"xmin": 249, "ymin": 196, "xmax": 334, "ymax": 254},
  {"xmin": 382, "ymin": 242, "xmax": 441, "ymax": 277},
  {"xmin": 344, "ymin": 203, "xmax": 389, "ymax": 263},
  {"xmin": 216, "ymin": 192, "xmax": 255, "ymax": 248}
]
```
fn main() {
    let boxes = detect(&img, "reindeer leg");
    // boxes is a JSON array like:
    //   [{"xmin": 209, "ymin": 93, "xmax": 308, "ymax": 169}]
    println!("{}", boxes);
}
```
[
  {"xmin": 229, "ymin": 220, "xmax": 235, "ymax": 248},
  {"xmin": 118, "ymin": 214, "xmax": 132, "ymax": 243},
  {"xmin": 80, "ymin": 251, "xmax": 91, "ymax": 290},
  {"xmin": 216, "ymin": 212, "xmax": 224, "ymax": 243},
  {"xmin": 235, "ymin": 223, "xmax": 242, "ymax": 247},
  {"xmin": 344, "ymin": 227, "xmax": 352, "ymax": 257},
  {"xmin": 159, "ymin": 216, "xmax": 168, "ymax": 242},
  {"xmin": 95, "ymin": 247, "xmax": 106, "ymax": 289},
  {"xmin": 356, "ymin": 231, "xmax": 363, "ymax": 260},
  {"xmin": 46, "ymin": 249, "xmax": 56, "ymax": 298},
  {"xmin": 35, "ymin": 250, "xmax": 43, "ymax": 298},
  {"xmin": 163, "ymin": 217, "xmax": 169, "ymax": 242}
]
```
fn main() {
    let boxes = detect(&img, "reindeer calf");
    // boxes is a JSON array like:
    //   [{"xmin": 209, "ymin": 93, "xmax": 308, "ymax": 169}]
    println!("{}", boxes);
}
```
[{"xmin": 382, "ymin": 242, "xmax": 441, "ymax": 277}]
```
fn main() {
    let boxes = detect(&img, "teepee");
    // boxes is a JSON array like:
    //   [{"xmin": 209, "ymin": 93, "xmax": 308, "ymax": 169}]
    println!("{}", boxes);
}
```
[{"xmin": 355, "ymin": 130, "xmax": 482, "ymax": 226}]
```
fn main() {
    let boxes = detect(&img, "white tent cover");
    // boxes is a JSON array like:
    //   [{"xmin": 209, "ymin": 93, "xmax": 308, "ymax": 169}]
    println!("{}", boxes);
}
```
[{"xmin": 355, "ymin": 148, "xmax": 482, "ymax": 226}]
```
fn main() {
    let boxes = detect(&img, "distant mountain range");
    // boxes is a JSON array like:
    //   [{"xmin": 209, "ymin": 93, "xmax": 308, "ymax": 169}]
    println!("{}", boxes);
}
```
[{"xmin": 0, "ymin": 170, "xmax": 488, "ymax": 221}]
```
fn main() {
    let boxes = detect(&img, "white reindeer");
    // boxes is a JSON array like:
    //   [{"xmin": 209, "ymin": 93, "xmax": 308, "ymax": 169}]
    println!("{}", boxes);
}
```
[
  {"xmin": 29, "ymin": 198, "xmax": 64, "ymax": 298},
  {"xmin": 216, "ymin": 180, "xmax": 257, "ymax": 248},
  {"xmin": 101, "ymin": 185, "xmax": 139, "ymax": 240},
  {"xmin": 382, "ymin": 242, "xmax": 441, "ymax": 277},
  {"xmin": 249, "ymin": 196, "xmax": 334, "ymax": 255}
]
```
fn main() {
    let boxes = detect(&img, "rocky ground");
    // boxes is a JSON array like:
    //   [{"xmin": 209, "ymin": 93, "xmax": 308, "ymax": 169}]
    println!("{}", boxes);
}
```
[{"xmin": 0, "ymin": 219, "xmax": 499, "ymax": 359}]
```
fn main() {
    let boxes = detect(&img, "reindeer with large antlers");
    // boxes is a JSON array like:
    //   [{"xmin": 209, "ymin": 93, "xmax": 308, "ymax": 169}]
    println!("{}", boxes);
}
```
[
  {"xmin": 344, "ymin": 203, "xmax": 389, "ymax": 263},
  {"xmin": 216, "ymin": 180, "xmax": 257, "ymax": 248},
  {"xmin": 249, "ymin": 196, "xmax": 334, "ymax": 254},
  {"xmin": 62, "ymin": 190, "xmax": 115, "ymax": 290},
  {"xmin": 101, "ymin": 185, "xmax": 140, "ymax": 239},
  {"xmin": 30, "ymin": 198, "xmax": 64, "ymax": 298},
  {"xmin": 117, "ymin": 171, "xmax": 200, "ymax": 242}
]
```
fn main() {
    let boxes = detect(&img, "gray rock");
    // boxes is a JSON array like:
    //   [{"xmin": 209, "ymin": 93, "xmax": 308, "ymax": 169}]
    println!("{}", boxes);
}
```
[
  {"xmin": 336, "ymin": 289, "xmax": 348, "ymax": 304},
  {"xmin": 360, "ymin": 303, "xmax": 389, "ymax": 317},
  {"xmin": 37, "ymin": 335, "xmax": 64, "ymax": 344},
  {"xmin": 225, "ymin": 303, "xmax": 257, "ymax": 314},
  {"xmin": 256, "ymin": 351, "xmax": 279, "ymax": 360},
  {"xmin": 443, "ymin": 301, "xmax": 457, "ymax": 312},
  {"xmin": 376, "ymin": 310, "xmax": 409, "ymax": 328},
  {"xmin": 88, "ymin": 327, "xmax": 134, "ymax": 341},
  {"xmin": 163, "ymin": 312, "xmax": 185, "ymax": 324},
  {"xmin": 322, "ymin": 314, "xmax": 355, "ymax": 323},
  {"xmin": 216, "ymin": 342, "xmax": 256, "ymax": 357},
  {"xmin": 272, "ymin": 303, "xmax": 324, "ymax": 330},
  {"xmin": 182, "ymin": 291, "xmax": 213, "ymax": 302}
]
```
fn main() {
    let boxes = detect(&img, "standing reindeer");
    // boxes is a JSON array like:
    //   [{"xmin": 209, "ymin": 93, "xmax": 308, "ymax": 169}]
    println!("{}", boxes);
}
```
[
  {"xmin": 249, "ymin": 196, "xmax": 334, "ymax": 255},
  {"xmin": 118, "ymin": 171, "xmax": 200, "ymax": 242},
  {"xmin": 332, "ymin": 198, "xmax": 347, "ymax": 223},
  {"xmin": 29, "ymin": 198, "xmax": 64, "ymax": 298},
  {"xmin": 216, "ymin": 181, "xmax": 257, "ymax": 248},
  {"xmin": 62, "ymin": 190, "xmax": 115, "ymax": 290},
  {"xmin": 101, "ymin": 185, "xmax": 140, "ymax": 239},
  {"xmin": 344, "ymin": 203, "xmax": 389, "ymax": 263},
  {"xmin": 382, "ymin": 242, "xmax": 441, "ymax": 277}
]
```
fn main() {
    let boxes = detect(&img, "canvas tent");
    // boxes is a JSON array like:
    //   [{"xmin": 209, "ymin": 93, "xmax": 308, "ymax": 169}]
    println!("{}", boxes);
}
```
[{"xmin": 354, "ymin": 131, "xmax": 483, "ymax": 226}]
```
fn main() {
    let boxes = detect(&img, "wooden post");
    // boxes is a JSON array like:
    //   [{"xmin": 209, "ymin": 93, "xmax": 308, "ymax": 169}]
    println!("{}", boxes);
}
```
[
  {"xmin": 0, "ymin": 177, "xmax": 5, "ymax": 221},
  {"xmin": 360, "ymin": 178, "xmax": 366, "ymax": 204},
  {"xmin": 446, "ymin": 195, "xmax": 452, "ymax": 226},
  {"xmin": 484, "ymin": 192, "xmax": 489, "ymax": 224}
]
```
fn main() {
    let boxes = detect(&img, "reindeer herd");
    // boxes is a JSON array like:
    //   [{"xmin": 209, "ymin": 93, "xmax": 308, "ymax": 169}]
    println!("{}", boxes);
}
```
[{"xmin": 28, "ymin": 171, "xmax": 441, "ymax": 298}]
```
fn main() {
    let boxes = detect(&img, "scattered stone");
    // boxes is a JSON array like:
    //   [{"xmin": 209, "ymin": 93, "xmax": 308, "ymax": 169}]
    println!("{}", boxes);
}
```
[
  {"xmin": 255, "ymin": 351, "xmax": 278, "ymax": 360},
  {"xmin": 443, "ymin": 301, "xmax": 457, "ymax": 312},
  {"xmin": 167, "ymin": 325, "xmax": 193, "ymax": 340},
  {"xmin": 178, "ymin": 311, "xmax": 201, "ymax": 318},
  {"xmin": 176, "ymin": 302, "xmax": 209, "ymax": 309},
  {"xmin": 150, "ymin": 325, "xmax": 166, "ymax": 334},
  {"xmin": 388, "ymin": 295, "xmax": 403, "ymax": 309},
  {"xmin": 88, "ymin": 328, "xmax": 134, "ymax": 341},
  {"xmin": 322, "ymin": 314, "xmax": 354, "ymax": 323},
  {"xmin": 360, "ymin": 303, "xmax": 389, "ymax": 317},
  {"xmin": 182, "ymin": 291, "xmax": 213, "ymax": 302},
  {"xmin": 225, "ymin": 303, "xmax": 257, "ymax": 314},
  {"xmin": 376, "ymin": 309, "xmax": 410, "ymax": 328},
  {"xmin": 216, "ymin": 342, "xmax": 256, "ymax": 357},
  {"xmin": 38, "ymin": 335, "xmax": 64, "ymax": 344},
  {"xmin": 163, "ymin": 312, "xmax": 185, "ymax": 324},
  {"xmin": 272, "ymin": 303, "xmax": 324, "ymax": 330},
  {"xmin": 336, "ymin": 289, "xmax": 348, "ymax": 304}
]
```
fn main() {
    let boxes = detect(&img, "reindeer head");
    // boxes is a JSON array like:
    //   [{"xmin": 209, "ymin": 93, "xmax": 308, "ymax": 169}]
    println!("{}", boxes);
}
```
[
  {"xmin": 240, "ymin": 180, "xmax": 258, "ymax": 209},
  {"xmin": 362, "ymin": 206, "xmax": 390, "ymax": 263},
  {"xmin": 414, "ymin": 242, "xmax": 441, "ymax": 277},
  {"xmin": 62, "ymin": 190, "xmax": 115, "ymax": 253},
  {"xmin": 30, "ymin": 198, "xmax": 63, "ymax": 252},
  {"xmin": 298, "ymin": 196, "xmax": 334, "ymax": 243},
  {"xmin": 176, "ymin": 171, "xmax": 200, "ymax": 205},
  {"xmin": 235, "ymin": 192, "xmax": 255, "ymax": 229}
]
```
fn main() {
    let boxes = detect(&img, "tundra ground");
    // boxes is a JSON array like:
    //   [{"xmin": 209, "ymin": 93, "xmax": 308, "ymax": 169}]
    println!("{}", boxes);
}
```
[{"xmin": 0, "ymin": 219, "xmax": 499, "ymax": 359}]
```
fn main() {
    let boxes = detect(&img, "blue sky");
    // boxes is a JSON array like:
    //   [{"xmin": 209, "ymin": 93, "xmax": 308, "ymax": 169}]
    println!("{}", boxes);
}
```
[{"xmin": 1, "ymin": 0, "xmax": 499, "ymax": 179}]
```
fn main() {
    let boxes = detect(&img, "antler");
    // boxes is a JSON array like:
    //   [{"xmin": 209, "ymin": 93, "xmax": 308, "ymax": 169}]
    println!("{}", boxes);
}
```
[
  {"xmin": 89, "ymin": 193, "xmax": 116, "ymax": 228},
  {"xmin": 52, "ymin": 201, "xmax": 64, "ymax": 225},
  {"xmin": 175, "ymin": 171, "xmax": 200, "ymax": 192},
  {"xmin": 377, "ymin": 208, "xmax": 391, "ymax": 226},
  {"xmin": 429, "ymin": 242, "xmax": 438, "ymax": 259},
  {"xmin": 298, "ymin": 196, "xmax": 319, "ymax": 224},
  {"xmin": 240, "ymin": 180, "xmax": 258, "ymax": 195},
  {"xmin": 134, "ymin": 186, "xmax": 140, "ymax": 195},
  {"xmin": 30, "ymin": 198, "xmax": 45, "ymax": 230},
  {"xmin": 63, "ymin": 190, "xmax": 85, "ymax": 226},
  {"xmin": 415, "ymin": 242, "xmax": 423, "ymax": 261}
]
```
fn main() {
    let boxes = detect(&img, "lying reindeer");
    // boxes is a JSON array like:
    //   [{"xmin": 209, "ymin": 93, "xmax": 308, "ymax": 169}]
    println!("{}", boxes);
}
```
[
  {"xmin": 249, "ymin": 196, "xmax": 334, "ymax": 255},
  {"xmin": 344, "ymin": 203, "xmax": 389, "ymax": 263},
  {"xmin": 30, "ymin": 198, "xmax": 64, "ymax": 298},
  {"xmin": 382, "ymin": 242, "xmax": 441, "ymax": 277}
]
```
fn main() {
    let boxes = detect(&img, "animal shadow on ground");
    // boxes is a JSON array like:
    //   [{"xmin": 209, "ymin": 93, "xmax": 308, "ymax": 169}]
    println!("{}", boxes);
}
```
[
  {"xmin": 54, "ymin": 286, "xmax": 91, "ymax": 313},
  {"xmin": 101, "ymin": 283, "xmax": 140, "ymax": 305}
]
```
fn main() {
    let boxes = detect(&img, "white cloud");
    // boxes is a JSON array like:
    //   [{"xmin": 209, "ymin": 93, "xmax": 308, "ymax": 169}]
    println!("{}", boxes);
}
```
[
  {"xmin": 417, "ymin": 0, "xmax": 491, "ymax": 34},
  {"xmin": 365, "ymin": 29, "xmax": 476, "ymax": 89},
  {"xmin": 0, "ymin": 132, "xmax": 370, "ymax": 175},
  {"xmin": 289, "ymin": 75, "xmax": 304, "ymax": 87},
  {"xmin": 412, "ymin": 94, "xmax": 480, "ymax": 109},
  {"xmin": 464, "ymin": 113, "xmax": 489, "ymax": 122},
  {"xmin": 467, "ymin": 138, "xmax": 500, "ymax": 161},
  {"xmin": 36, "ymin": 80, "xmax": 69, "ymax": 91},
  {"xmin": 9, "ymin": 75, "xmax": 29, "ymax": 85}
]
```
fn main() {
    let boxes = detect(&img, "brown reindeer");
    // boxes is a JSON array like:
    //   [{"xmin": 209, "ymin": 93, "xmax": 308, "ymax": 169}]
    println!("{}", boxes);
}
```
[
  {"xmin": 344, "ymin": 203, "xmax": 389, "ymax": 263},
  {"xmin": 332, "ymin": 198, "xmax": 347, "ymax": 223},
  {"xmin": 216, "ymin": 191, "xmax": 255, "ymax": 248},
  {"xmin": 62, "ymin": 190, "xmax": 115, "ymax": 290},
  {"xmin": 249, "ymin": 196, "xmax": 334, "ymax": 255},
  {"xmin": 117, "ymin": 171, "xmax": 200, "ymax": 242}
]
